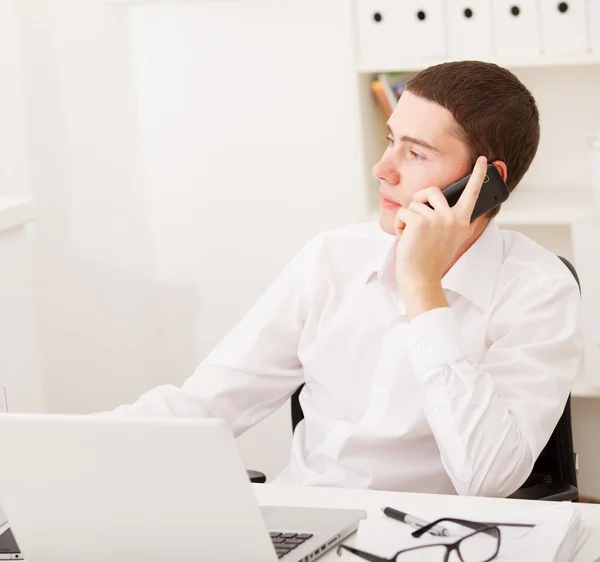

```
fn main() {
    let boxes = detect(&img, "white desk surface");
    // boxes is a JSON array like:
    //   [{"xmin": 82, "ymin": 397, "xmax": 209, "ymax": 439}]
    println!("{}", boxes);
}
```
[
  {"xmin": 0, "ymin": 197, "xmax": 35, "ymax": 234},
  {"xmin": 254, "ymin": 484, "xmax": 600, "ymax": 562}
]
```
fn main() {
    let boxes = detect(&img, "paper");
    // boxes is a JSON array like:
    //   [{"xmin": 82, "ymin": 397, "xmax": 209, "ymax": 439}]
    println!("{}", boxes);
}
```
[{"xmin": 340, "ymin": 503, "xmax": 589, "ymax": 562}]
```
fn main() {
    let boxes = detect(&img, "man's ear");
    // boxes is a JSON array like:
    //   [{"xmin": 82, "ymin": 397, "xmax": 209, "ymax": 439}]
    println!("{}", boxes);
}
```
[{"xmin": 491, "ymin": 160, "xmax": 508, "ymax": 183}]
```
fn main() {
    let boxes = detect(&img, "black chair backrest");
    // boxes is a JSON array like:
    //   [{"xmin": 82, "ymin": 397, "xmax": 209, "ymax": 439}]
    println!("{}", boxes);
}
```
[
  {"xmin": 289, "ymin": 255, "xmax": 580, "ymax": 492},
  {"xmin": 524, "ymin": 255, "xmax": 579, "ymax": 490},
  {"xmin": 291, "ymin": 385, "xmax": 304, "ymax": 433}
]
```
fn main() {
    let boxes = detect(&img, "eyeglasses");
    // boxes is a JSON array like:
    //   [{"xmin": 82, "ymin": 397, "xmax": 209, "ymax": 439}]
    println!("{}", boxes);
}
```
[{"xmin": 337, "ymin": 517, "xmax": 534, "ymax": 562}]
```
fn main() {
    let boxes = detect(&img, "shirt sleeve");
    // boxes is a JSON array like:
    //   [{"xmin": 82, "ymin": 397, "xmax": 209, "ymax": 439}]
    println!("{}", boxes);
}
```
[
  {"xmin": 404, "ymin": 276, "xmax": 582, "ymax": 498},
  {"xmin": 108, "ymin": 236, "xmax": 322, "ymax": 437}
]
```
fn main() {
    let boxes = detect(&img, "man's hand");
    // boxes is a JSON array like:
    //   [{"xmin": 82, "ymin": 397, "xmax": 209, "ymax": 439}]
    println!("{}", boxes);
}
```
[{"xmin": 395, "ymin": 156, "xmax": 488, "ymax": 320}]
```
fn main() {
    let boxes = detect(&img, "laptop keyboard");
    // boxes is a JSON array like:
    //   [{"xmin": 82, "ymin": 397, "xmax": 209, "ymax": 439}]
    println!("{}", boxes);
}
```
[{"xmin": 269, "ymin": 532, "xmax": 314, "ymax": 559}]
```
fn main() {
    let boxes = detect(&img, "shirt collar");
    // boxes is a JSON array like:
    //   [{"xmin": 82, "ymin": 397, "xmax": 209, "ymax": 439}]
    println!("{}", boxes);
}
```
[
  {"xmin": 364, "ymin": 220, "xmax": 505, "ymax": 311},
  {"xmin": 363, "ymin": 232, "xmax": 398, "ymax": 286},
  {"xmin": 441, "ymin": 220, "xmax": 505, "ymax": 310}
]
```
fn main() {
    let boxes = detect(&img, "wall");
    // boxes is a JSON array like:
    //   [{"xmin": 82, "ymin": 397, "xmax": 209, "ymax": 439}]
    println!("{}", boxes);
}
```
[
  {"xmin": 512, "ymin": 65, "xmax": 600, "ymax": 190},
  {"xmin": 573, "ymin": 398, "xmax": 600, "ymax": 499},
  {"xmin": 5, "ymin": 0, "xmax": 365, "ymax": 479},
  {"xmin": 13, "ymin": 0, "xmax": 192, "ymax": 420},
  {"xmin": 126, "ymin": 0, "xmax": 366, "ymax": 477},
  {"xmin": 0, "ymin": 0, "xmax": 29, "ymax": 196}
]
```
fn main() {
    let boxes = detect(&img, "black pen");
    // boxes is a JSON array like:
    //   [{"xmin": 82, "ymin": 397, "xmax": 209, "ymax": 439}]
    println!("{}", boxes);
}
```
[{"xmin": 382, "ymin": 507, "xmax": 450, "ymax": 537}]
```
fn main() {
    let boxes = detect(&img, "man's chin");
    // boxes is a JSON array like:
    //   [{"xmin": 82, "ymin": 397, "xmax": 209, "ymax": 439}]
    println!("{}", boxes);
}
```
[{"xmin": 378, "ymin": 214, "xmax": 397, "ymax": 236}]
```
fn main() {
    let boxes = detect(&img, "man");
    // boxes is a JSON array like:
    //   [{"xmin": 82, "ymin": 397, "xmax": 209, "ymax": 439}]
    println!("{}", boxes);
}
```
[{"xmin": 111, "ymin": 61, "xmax": 581, "ymax": 498}]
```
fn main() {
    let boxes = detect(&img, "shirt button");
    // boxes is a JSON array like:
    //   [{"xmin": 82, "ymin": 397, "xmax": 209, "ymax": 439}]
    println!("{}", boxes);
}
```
[
  {"xmin": 416, "ymin": 341, "xmax": 427, "ymax": 352},
  {"xmin": 382, "ymin": 368, "xmax": 392, "ymax": 377}
]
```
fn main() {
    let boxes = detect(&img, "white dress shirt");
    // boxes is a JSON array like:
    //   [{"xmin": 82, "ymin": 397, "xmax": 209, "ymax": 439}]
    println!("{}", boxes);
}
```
[{"xmin": 113, "ymin": 220, "xmax": 582, "ymax": 497}]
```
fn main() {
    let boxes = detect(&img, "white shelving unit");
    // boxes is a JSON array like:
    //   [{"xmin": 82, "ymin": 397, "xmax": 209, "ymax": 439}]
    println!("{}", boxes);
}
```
[
  {"xmin": 353, "ymin": 0, "xmax": 600, "ymax": 397},
  {"xmin": 357, "ymin": 53, "xmax": 600, "ymax": 73},
  {"xmin": 496, "ymin": 187, "xmax": 596, "ymax": 226}
]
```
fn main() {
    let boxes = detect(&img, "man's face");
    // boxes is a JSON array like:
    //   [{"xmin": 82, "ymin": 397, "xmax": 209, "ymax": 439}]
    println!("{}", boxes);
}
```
[{"xmin": 373, "ymin": 91, "xmax": 473, "ymax": 235}]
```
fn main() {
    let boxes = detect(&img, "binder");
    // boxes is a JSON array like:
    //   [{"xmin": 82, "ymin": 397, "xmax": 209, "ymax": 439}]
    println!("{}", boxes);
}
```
[
  {"xmin": 354, "ymin": 0, "xmax": 401, "ymax": 64},
  {"xmin": 588, "ymin": 0, "xmax": 600, "ymax": 53},
  {"xmin": 446, "ymin": 0, "xmax": 494, "ymax": 60},
  {"xmin": 397, "ymin": 0, "xmax": 447, "ymax": 59},
  {"xmin": 354, "ymin": 0, "xmax": 446, "ymax": 64},
  {"xmin": 492, "ymin": 0, "xmax": 541, "ymax": 58},
  {"xmin": 539, "ymin": 0, "xmax": 588, "ymax": 56}
]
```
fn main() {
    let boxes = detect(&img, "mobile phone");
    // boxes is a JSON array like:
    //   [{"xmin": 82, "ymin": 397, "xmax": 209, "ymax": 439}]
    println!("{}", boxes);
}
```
[{"xmin": 441, "ymin": 163, "xmax": 509, "ymax": 222}]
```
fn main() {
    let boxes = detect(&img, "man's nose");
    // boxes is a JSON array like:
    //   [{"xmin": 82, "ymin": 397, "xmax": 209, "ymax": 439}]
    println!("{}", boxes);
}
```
[{"xmin": 372, "ymin": 156, "xmax": 400, "ymax": 185}]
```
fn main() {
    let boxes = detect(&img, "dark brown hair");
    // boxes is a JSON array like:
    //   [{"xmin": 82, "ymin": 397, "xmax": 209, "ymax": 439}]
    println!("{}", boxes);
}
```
[{"xmin": 406, "ymin": 61, "xmax": 540, "ymax": 216}]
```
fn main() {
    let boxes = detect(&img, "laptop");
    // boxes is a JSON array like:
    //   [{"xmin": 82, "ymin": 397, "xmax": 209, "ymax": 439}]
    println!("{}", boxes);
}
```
[
  {"xmin": 0, "ymin": 414, "xmax": 365, "ymax": 562},
  {"xmin": 0, "ymin": 505, "xmax": 21, "ymax": 561}
]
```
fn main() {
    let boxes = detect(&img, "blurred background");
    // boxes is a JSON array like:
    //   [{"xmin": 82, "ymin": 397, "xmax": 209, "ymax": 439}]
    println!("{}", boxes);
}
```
[{"xmin": 1, "ymin": 0, "xmax": 600, "ymax": 500}]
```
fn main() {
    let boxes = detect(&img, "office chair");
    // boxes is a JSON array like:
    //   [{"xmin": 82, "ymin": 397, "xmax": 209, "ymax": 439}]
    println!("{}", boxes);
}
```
[
  {"xmin": 248, "ymin": 255, "xmax": 581, "ymax": 503},
  {"xmin": 509, "ymin": 255, "xmax": 580, "ymax": 501}
]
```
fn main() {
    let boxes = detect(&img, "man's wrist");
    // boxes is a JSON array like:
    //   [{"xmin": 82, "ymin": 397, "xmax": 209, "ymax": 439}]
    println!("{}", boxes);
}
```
[{"xmin": 401, "ymin": 279, "xmax": 448, "ymax": 322}]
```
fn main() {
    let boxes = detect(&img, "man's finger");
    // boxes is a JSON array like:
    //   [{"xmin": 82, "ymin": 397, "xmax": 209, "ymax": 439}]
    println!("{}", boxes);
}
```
[
  {"xmin": 394, "ymin": 207, "xmax": 418, "ymax": 233},
  {"xmin": 412, "ymin": 186, "xmax": 448, "ymax": 209},
  {"xmin": 408, "ymin": 201, "xmax": 437, "ymax": 217},
  {"xmin": 412, "ymin": 187, "xmax": 453, "ymax": 220},
  {"xmin": 454, "ymin": 156, "xmax": 488, "ymax": 221}
]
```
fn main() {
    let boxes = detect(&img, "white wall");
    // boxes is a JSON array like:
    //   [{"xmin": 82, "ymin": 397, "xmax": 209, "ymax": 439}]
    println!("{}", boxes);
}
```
[
  {"xmin": 512, "ymin": 65, "xmax": 600, "ymax": 190},
  {"xmin": 573, "ymin": 398, "xmax": 600, "ymax": 499},
  {"xmin": 0, "ymin": 0, "xmax": 30, "ymax": 196},
  {"xmin": 128, "ymin": 0, "xmax": 365, "ymax": 351},
  {"xmin": 6, "ymin": 0, "xmax": 365, "ymax": 479},
  {"xmin": 14, "ymin": 0, "xmax": 190, "ymax": 420},
  {"xmin": 127, "ymin": 0, "xmax": 366, "ymax": 478}
]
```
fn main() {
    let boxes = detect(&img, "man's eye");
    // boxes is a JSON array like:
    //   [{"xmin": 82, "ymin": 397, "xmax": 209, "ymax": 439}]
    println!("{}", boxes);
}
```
[
  {"xmin": 385, "ymin": 135, "xmax": 394, "ymax": 147},
  {"xmin": 409, "ymin": 149, "xmax": 424, "ymax": 160}
]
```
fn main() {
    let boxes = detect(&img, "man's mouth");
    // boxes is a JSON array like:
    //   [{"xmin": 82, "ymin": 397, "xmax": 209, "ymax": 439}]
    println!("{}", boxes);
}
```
[{"xmin": 379, "ymin": 195, "xmax": 401, "ymax": 210}]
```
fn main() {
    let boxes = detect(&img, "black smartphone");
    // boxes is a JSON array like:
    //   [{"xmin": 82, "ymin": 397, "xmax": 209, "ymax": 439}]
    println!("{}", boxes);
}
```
[{"xmin": 441, "ymin": 163, "xmax": 509, "ymax": 222}]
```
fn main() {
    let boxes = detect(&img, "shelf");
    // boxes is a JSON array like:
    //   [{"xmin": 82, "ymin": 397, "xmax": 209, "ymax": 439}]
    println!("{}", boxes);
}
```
[
  {"xmin": 357, "ymin": 53, "xmax": 600, "ymax": 74},
  {"xmin": 496, "ymin": 187, "xmax": 598, "ymax": 226}
]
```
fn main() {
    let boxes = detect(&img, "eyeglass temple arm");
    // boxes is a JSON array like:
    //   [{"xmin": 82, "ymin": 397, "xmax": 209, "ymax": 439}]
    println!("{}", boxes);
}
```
[
  {"xmin": 337, "ymin": 544, "xmax": 390, "ymax": 562},
  {"xmin": 412, "ymin": 517, "xmax": 494, "ymax": 538}
]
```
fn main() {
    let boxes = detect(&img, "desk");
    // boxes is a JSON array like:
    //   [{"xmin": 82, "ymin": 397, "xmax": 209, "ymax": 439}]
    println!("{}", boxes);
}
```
[{"xmin": 254, "ymin": 484, "xmax": 600, "ymax": 562}]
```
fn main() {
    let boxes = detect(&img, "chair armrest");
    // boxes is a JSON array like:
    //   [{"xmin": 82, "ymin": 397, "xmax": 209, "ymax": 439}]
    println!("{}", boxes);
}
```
[
  {"xmin": 509, "ymin": 483, "xmax": 579, "ymax": 502},
  {"xmin": 247, "ymin": 470, "xmax": 267, "ymax": 484}
]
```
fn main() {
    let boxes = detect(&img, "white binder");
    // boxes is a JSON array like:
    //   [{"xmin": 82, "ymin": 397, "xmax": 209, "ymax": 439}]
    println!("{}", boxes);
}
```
[
  {"xmin": 446, "ymin": 0, "xmax": 494, "ymax": 59},
  {"xmin": 588, "ymin": 0, "xmax": 600, "ymax": 53},
  {"xmin": 492, "ymin": 0, "xmax": 541, "ymax": 58},
  {"xmin": 396, "ymin": 0, "xmax": 447, "ymax": 60},
  {"xmin": 539, "ymin": 0, "xmax": 588, "ymax": 56},
  {"xmin": 354, "ymin": 0, "xmax": 400, "ymax": 65},
  {"xmin": 354, "ymin": 0, "xmax": 446, "ymax": 65}
]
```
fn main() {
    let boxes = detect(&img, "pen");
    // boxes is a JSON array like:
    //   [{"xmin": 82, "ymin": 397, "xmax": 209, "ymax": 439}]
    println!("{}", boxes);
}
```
[{"xmin": 382, "ymin": 507, "xmax": 450, "ymax": 537}]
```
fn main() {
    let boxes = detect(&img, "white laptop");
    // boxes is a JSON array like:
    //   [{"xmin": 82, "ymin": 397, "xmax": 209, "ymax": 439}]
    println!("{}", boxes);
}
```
[{"xmin": 0, "ymin": 414, "xmax": 365, "ymax": 562}]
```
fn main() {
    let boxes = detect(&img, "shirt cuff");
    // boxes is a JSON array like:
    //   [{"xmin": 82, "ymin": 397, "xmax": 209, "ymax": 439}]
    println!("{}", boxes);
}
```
[{"xmin": 405, "ymin": 307, "xmax": 469, "ymax": 379}]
